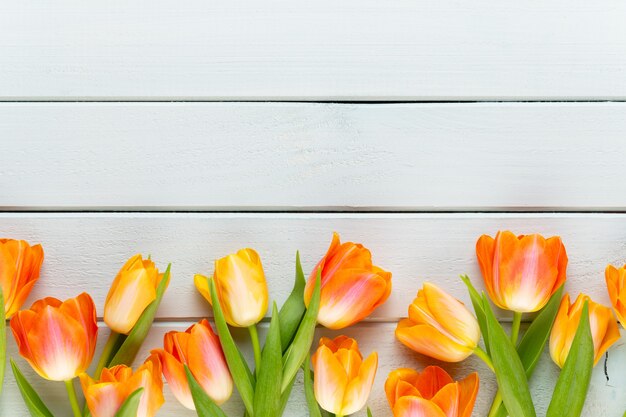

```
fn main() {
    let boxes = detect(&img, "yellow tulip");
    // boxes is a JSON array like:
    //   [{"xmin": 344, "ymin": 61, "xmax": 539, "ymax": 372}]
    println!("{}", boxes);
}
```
[
  {"xmin": 195, "ymin": 248, "xmax": 268, "ymax": 327},
  {"xmin": 0, "ymin": 239, "xmax": 44, "ymax": 318},
  {"xmin": 104, "ymin": 254, "xmax": 166, "ymax": 334},
  {"xmin": 312, "ymin": 336, "xmax": 377, "ymax": 417},
  {"xmin": 605, "ymin": 264, "xmax": 626, "ymax": 329},
  {"xmin": 395, "ymin": 283, "xmax": 480, "ymax": 362},
  {"xmin": 549, "ymin": 293, "xmax": 620, "ymax": 368}
]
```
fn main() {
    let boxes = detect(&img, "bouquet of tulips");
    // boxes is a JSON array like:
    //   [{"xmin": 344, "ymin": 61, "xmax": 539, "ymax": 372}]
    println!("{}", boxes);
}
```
[{"xmin": 0, "ymin": 231, "xmax": 623, "ymax": 417}]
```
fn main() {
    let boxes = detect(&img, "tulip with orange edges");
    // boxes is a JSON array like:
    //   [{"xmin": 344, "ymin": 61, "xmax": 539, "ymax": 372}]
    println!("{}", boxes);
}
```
[
  {"xmin": 312, "ymin": 336, "xmax": 377, "ymax": 417},
  {"xmin": 0, "ymin": 239, "xmax": 44, "ymax": 318},
  {"xmin": 152, "ymin": 319, "xmax": 232, "ymax": 409},
  {"xmin": 11, "ymin": 293, "xmax": 98, "ymax": 417},
  {"xmin": 80, "ymin": 353, "xmax": 164, "ymax": 417},
  {"xmin": 549, "ymin": 293, "xmax": 620, "ymax": 368},
  {"xmin": 605, "ymin": 264, "xmax": 626, "ymax": 329},
  {"xmin": 304, "ymin": 233, "xmax": 392, "ymax": 330},
  {"xmin": 396, "ymin": 283, "xmax": 482, "ymax": 363},
  {"xmin": 104, "ymin": 254, "xmax": 166, "ymax": 335},
  {"xmin": 385, "ymin": 366, "xmax": 479, "ymax": 417}
]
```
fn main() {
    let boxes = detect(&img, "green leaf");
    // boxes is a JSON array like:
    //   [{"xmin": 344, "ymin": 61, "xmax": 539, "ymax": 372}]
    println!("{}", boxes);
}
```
[
  {"xmin": 546, "ymin": 301, "xmax": 594, "ymax": 417},
  {"xmin": 278, "ymin": 251, "xmax": 307, "ymax": 352},
  {"xmin": 114, "ymin": 388, "xmax": 143, "ymax": 417},
  {"xmin": 109, "ymin": 264, "xmax": 171, "ymax": 367},
  {"xmin": 0, "ymin": 286, "xmax": 6, "ymax": 393},
  {"xmin": 208, "ymin": 277, "xmax": 255, "ymax": 416},
  {"xmin": 281, "ymin": 270, "xmax": 321, "ymax": 393},
  {"xmin": 10, "ymin": 359, "xmax": 54, "ymax": 417},
  {"xmin": 517, "ymin": 285, "xmax": 564, "ymax": 377},
  {"xmin": 460, "ymin": 275, "xmax": 489, "ymax": 354},
  {"xmin": 492, "ymin": 286, "xmax": 564, "ymax": 417},
  {"xmin": 367, "ymin": 407, "xmax": 374, "ymax": 417},
  {"xmin": 185, "ymin": 365, "xmax": 228, "ymax": 417},
  {"xmin": 304, "ymin": 354, "xmax": 322, "ymax": 417},
  {"xmin": 482, "ymin": 294, "xmax": 536, "ymax": 417},
  {"xmin": 254, "ymin": 303, "xmax": 283, "ymax": 417},
  {"xmin": 278, "ymin": 374, "xmax": 296, "ymax": 416}
]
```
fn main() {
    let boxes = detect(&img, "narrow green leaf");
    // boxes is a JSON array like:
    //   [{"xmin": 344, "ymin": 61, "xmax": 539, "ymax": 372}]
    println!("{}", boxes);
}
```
[
  {"xmin": 114, "ymin": 388, "xmax": 143, "ymax": 417},
  {"xmin": 0, "ymin": 286, "xmax": 6, "ymax": 393},
  {"xmin": 109, "ymin": 264, "xmax": 171, "ymax": 366},
  {"xmin": 208, "ymin": 277, "xmax": 255, "ymax": 416},
  {"xmin": 517, "ymin": 285, "xmax": 564, "ymax": 377},
  {"xmin": 185, "ymin": 366, "xmax": 228, "ymax": 417},
  {"xmin": 10, "ymin": 359, "xmax": 54, "ymax": 417},
  {"xmin": 460, "ymin": 275, "xmax": 489, "ymax": 354},
  {"xmin": 367, "ymin": 407, "xmax": 374, "ymax": 417},
  {"xmin": 281, "ymin": 270, "xmax": 321, "ymax": 393},
  {"xmin": 278, "ymin": 251, "xmax": 307, "ymax": 352},
  {"xmin": 278, "ymin": 374, "xmax": 296, "ymax": 416},
  {"xmin": 492, "ymin": 286, "xmax": 564, "ymax": 417},
  {"xmin": 304, "ymin": 354, "xmax": 322, "ymax": 417},
  {"xmin": 254, "ymin": 303, "xmax": 283, "ymax": 417},
  {"xmin": 482, "ymin": 294, "xmax": 536, "ymax": 417},
  {"xmin": 546, "ymin": 302, "xmax": 594, "ymax": 417}
]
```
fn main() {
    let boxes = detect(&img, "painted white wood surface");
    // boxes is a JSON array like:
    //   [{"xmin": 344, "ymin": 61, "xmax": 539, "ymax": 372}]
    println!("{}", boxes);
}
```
[
  {"xmin": 2, "ymin": 1, "xmax": 626, "ymax": 100},
  {"xmin": 3, "ymin": 103, "xmax": 626, "ymax": 210},
  {"xmin": 2, "ymin": 323, "xmax": 624, "ymax": 417},
  {"xmin": 0, "ymin": 212, "xmax": 623, "ymax": 321}
]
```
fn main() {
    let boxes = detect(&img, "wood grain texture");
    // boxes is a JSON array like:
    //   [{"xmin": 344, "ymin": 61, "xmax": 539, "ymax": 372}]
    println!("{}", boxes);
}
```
[
  {"xmin": 2, "ymin": 1, "xmax": 626, "ymax": 100},
  {"xmin": 1, "ymin": 212, "xmax": 624, "ymax": 321},
  {"xmin": 3, "ymin": 103, "xmax": 626, "ymax": 210},
  {"xmin": 2, "ymin": 322, "xmax": 624, "ymax": 416}
]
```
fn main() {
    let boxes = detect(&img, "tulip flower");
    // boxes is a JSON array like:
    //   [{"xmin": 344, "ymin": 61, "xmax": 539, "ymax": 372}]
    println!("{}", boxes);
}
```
[
  {"xmin": 10, "ymin": 292, "xmax": 98, "ymax": 381},
  {"xmin": 0, "ymin": 239, "xmax": 44, "ymax": 318},
  {"xmin": 104, "ymin": 254, "xmax": 165, "ymax": 335},
  {"xmin": 80, "ymin": 353, "xmax": 164, "ymax": 417},
  {"xmin": 311, "ymin": 336, "xmax": 377, "ymax": 417},
  {"xmin": 152, "ymin": 319, "xmax": 232, "ymax": 409},
  {"xmin": 303, "ymin": 233, "xmax": 392, "ymax": 330},
  {"xmin": 549, "ymin": 293, "xmax": 620, "ymax": 368},
  {"xmin": 395, "ymin": 283, "xmax": 480, "ymax": 362},
  {"xmin": 194, "ymin": 248, "xmax": 268, "ymax": 328},
  {"xmin": 605, "ymin": 264, "xmax": 626, "ymax": 329},
  {"xmin": 476, "ymin": 231, "xmax": 568, "ymax": 313},
  {"xmin": 385, "ymin": 366, "xmax": 479, "ymax": 417}
]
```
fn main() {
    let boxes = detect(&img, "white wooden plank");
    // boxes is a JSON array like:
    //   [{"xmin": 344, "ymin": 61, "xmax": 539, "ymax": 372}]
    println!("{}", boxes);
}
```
[
  {"xmin": 1, "ymin": 1, "xmax": 626, "ymax": 100},
  {"xmin": 0, "ymin": 212, "xmax": 624, "ymax": 321},
  {"xmin": 2, "ymin": 322, "xmax": 623, "ymax": 416},
  {"xmin": 3, "ymin": 102, "xmax": 626, "ymax": 210}
]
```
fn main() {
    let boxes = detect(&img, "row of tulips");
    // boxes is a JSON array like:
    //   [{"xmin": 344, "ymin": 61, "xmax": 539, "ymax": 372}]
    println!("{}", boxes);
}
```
[{"xmin": 0, "ymin": 231, "xmax": 624, "ymax": 416}]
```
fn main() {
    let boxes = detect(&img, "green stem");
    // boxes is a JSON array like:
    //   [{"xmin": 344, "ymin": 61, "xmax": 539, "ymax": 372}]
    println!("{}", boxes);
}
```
[
  {"xmin": 487, "ymin": 390, "xmax": 503, "ymax": 417},
  {"xmin": 473, "ymin": 347, "xmax": 495, "ymax": 372},
  {"xmin": 511, "ymin": 311, "xmax": 522, "ymax": 346},
  {"xmin": 248, "ymin": 324, "xmax": 262, "ymax": 378},
  {"xmin": 94, "ymin": 331, "xmax": 122, "ymax": 378},
  {"xmin": 64, "ymin": 379, "xmax": 82, "ymax": 417}
]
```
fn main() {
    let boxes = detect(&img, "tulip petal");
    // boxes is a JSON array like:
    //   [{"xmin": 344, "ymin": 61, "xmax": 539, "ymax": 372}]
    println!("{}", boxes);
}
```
[
  {"xmin": 194, "ymin": 274, "xmax": 212, "ymax": 304},
  {"xmin": 430, "ymin": 382, "xmax": 459, "ymax": 417},
  {"xmin": 341, "ymin": 352, "xmax": 377, "ymax": 415},
  {"xmin": 396, "ymin": 320, "xmax": 474, "ymax": 362},
  {"xmin": 317, "ymin": 269, "xmax": 389, "ymax": 329},
  {"xmin": 393, "ymin": 397, "xmax": 448, "ymax": 417},
  {"xmin": 414, "ymin": 366, "xmax": 454, "ymax": 400},
  {"xmin": 153, "ymin": 349, "xmax": 194, "ymax": 410},
  {"xmin": 313, "ymin": 345, "xmax": 348, "ymax": 414},
  {"xmin": 385, "ymin": 368, "xmax": 422, "ymax": 408},
  {"xmin": 105, "ymin": 269, "xmax": 157, "ymax": 334},
  {"xmin": 457, "ymin": 373, "xmax": 479, "ymax": 417}
]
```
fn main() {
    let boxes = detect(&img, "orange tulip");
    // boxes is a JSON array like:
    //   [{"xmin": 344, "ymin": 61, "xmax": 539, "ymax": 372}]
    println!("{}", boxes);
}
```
[
  {"xmin": 311, "ymin": 336, "xmax": 377, "ymax": 416},
  {"xmin": 10, "ymin": 293, "xmax": 98, "ymax": 381},
  {"xmin": 605, "ymin": 264, "xmax": 626, "ymax": 329},
  {"xmin": 476, "ymin": 231, "xmax": 568, "ymax": 313},
  {"xmin": 0, "ymin": 239, "xmax": 44, "ymax": 318},
  {"xmin": 385, "ymin": 366, "xmax": 479, "ymax": 417},
  {"xmin": 195, "ymin": 248, "xmax": 268, "ymax": 327},
  {"xmin": 104, "ymin": 254, "xmax": 166, "ymax": 334},
  {"xmin": 549, "ymin": 293, "xmax": 620, "ymax": 368},
  {"xmin": 304, "ymin": 233, "xmax": 392, "ymax": 329},
  {"xmin": 152, "ymin": 319, "xmax": 232, "ymax": 409},
  {"xmin": 80, "ymin": 353, "xmax": 164, "ymax": 417},
  {"xmin": 395, "ymin": 283, "xmax": 480, "ymax": 362}
]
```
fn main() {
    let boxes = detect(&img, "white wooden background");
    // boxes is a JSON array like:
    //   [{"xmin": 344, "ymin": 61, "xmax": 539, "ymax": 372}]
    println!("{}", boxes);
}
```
[{"xmin": 1, "ymin": 2, "xmax": 626, "ymax": 416}]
